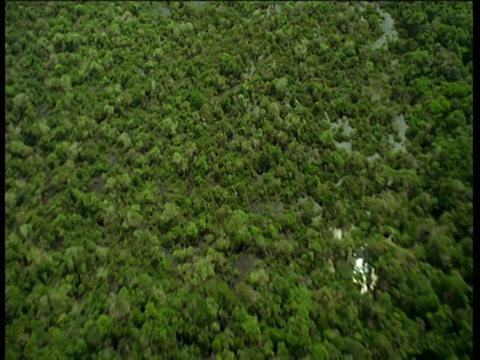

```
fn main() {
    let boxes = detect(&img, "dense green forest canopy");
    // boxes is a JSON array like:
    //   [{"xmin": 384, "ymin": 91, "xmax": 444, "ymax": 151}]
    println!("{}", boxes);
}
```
[{"xmin": 5, "ymin": 1, "xmax": 472, "ymax": 359}]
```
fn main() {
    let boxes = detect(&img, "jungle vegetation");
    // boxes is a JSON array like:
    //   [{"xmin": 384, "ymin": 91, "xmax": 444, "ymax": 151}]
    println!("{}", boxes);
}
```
[{"xmin": 5, "ymin": 1, "xmax": 472, "ymax": 359}]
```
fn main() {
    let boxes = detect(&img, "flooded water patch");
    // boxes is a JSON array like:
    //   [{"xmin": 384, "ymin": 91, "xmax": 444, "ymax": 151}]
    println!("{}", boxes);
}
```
[
  {"xmin": 388, "ymin": 113, "xmax": 408, "ymax": 153},
  {"xmin": 153, "ymin": 4, "xmax": 171, "ymax": 17},
  {"xmin": 190, "ymin": 1, "xmax": 209, "ymax": 8},
  {"xmin": 298, "ymin": 197, "xmax": 322, "ymax": 213},
  {"xmin": 388, "ymin": 136, "xmax": 406, "ymax": 153},
  {"xmin": 35, "ymin": 103, "xmax": 50, "ymax": 119},
  {"xmin": 330, "ymin": 227, "xmax": 376, "ymax": 289},
  {"xmin": 88, "ymin": 176, "xmax": 106, "ymax": 193},
  {"xmin": 392, "ymin": 113, "xmax": 407, "ymax": 141},
  {"xmin": 372, "ymin": 5, "xmax": 399, "ymax": 50},
  {"xmin": 232, "ymin": 254, "xmax": 256, "ymax": 283},
  {"xmin": 335, "ymin": 141, "xmax": 352, "ymax": 153},
  {"xmin": 333, "ymin": 228, "xmax": 343, "ymax": 240},
  {"xmin": 243, "ymin": 60, "xmax": 256, "ymax": 80},
  {"xmin": 353, "ymin": 257, "xmax": 378, "ymax": 294},
  {"xmin": 108, "ymin": 154, "xmax": 119, "ymax": 168},
  {"xmin": 323, "ymin": 111, "xmax": 354, "ymax": 154},
  {"xmin": 328, "ymin": 116, "xmax": 355, "ymax": 137},
  {"xmin": 367, "ymin": 153, "xmax": 381, "ymax": 162},
  {"xmin": 356, "ymin": 2, "xmax": 398, "ymax": 51},
  {"xmin": 307, "ymin": 148, "xmax": 320, "ymax": 164},
  {"xmin": 250, "ymin": 200, "xmax": 285, "ymax": 215},
  {"xmin": 351, "ymin": 245, "xmax": 378, "ymax": 294}
]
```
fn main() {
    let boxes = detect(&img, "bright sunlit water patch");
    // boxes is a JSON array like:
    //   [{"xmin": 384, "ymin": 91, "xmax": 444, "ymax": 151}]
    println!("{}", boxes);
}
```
[
  {"xmin": 333, "ymin": 228, "xmax": 343, "ymax": 240},
  {"xmin": 353, "ymin": 256, "xmax": 378, "ymax": 294},
  {"xmin": 328, "ymin": 227, "xmax": 379, "ymax": 294},
  {"xmin": 352, "ymin": 246, "xmax": 379, "ymax": 295}
]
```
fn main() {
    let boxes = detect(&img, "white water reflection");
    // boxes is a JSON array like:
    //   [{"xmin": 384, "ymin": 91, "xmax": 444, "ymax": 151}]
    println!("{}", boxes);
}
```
[
  {"xmin": 333, "ymin": 228, "xmax": 343, "ymax": 240},
  {"xmin": 353, "ymin": 257, "xmax": 378, "ymax": 294},
  {"xmin": 327, "ymin": 227, "xmax": 378, "ymax": 293}
]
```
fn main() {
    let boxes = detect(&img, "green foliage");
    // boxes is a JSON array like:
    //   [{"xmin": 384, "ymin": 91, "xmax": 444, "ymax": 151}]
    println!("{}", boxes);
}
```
[
  {"xmin": 5, "ymin": 1, "xmax": 472, "ymax": 359},
  {"xmin": 189, "ymin": 89, "xmax": 206, "ymax": 110}
]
